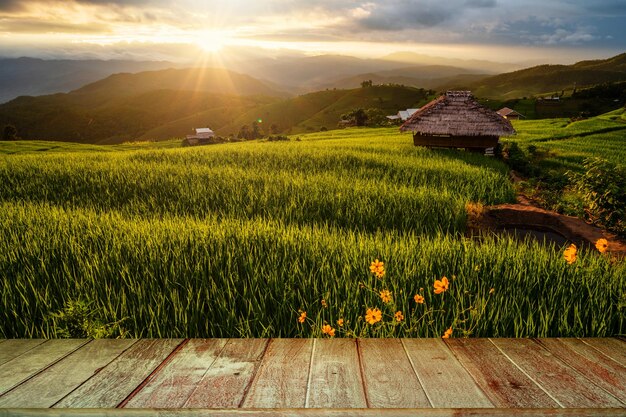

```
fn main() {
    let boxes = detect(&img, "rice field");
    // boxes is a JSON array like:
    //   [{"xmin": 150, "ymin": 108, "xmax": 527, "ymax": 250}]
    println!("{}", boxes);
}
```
[{"xmin": 1, "ymin": 127, "xmax": 624, "ymax": 338}]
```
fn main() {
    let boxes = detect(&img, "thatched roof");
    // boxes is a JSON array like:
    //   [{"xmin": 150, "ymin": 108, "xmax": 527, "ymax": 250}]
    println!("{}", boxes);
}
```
[{"xmin": 400, "ymin": 91, "xmax": 515, "ymax": 137}]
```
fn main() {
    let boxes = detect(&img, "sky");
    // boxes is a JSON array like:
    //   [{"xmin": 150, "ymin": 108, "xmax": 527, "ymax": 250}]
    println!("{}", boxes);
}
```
[{"xmin": 0, "ymin": 0, "xmax": 624, "ymax": 63}]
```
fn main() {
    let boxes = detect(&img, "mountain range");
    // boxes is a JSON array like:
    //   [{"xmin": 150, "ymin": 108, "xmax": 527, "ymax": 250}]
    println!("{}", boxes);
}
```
[{"xmin": 0, "ymin": 52, "xmax": 624, "ymax": 144}]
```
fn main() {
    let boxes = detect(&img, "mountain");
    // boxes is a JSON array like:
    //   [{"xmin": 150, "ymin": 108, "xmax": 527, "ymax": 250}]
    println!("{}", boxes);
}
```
[
  {"xmin": 0, "ymin": 58, "xmax": 181, "ymax": 103},
  {"xmin": 0, "ymin": 67, "xmax": 284, "ymax": 144},
  {"xmin": 379, "ymin": 52, "xmax": 522, "ymax": 74},
  {"xmin": 73, "ymin": 67, "xmax": 288, "ymax": 98},
  {"xmin": 239, "ymin": 54, "xmax": 506, "ymax": 93},
  {"xmin": 322, "ymin": 65, "xmax": 489, "ymax": 90},
  {"xmin": 467, "ymin": 53, "xmax": 626, "ymax": 99}
]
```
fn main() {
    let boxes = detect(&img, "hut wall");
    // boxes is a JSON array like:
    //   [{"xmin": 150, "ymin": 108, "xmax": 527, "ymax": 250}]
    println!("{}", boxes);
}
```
[{"xmin": 413, "ymin": 134, "xmax": 499, "ymax": 149}]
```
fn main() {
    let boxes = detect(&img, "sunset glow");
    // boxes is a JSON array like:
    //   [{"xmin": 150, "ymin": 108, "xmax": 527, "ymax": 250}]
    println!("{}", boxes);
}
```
[{"xmin": 0, "ymin": 0, "xmax": 624, "ymax": 63}]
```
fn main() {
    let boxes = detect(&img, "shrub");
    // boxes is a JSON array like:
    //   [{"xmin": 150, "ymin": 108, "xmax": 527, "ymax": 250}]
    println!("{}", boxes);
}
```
[{"xmin": 568, "ymin": 158, "xmax": 626, "ymax": 235}]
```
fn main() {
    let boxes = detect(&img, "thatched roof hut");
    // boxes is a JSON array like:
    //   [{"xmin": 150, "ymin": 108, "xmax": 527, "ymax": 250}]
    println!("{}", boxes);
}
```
[{"xmin": 400, "ymin": 91, "xmax": 515, "ymax": 151}]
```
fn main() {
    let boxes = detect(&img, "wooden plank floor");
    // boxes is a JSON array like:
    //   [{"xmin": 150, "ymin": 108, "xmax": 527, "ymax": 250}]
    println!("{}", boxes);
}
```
[{"xmin": 0, "ymin": 338, "xmax": 625, "ymax": 416}]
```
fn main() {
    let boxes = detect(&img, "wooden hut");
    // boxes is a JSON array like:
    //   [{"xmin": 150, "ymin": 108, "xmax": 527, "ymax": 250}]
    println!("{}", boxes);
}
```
[
  {"xmin": 497, "ymin": 107, "xmax": 525, "ymax": 120},
  {"xmin": 400, "ymin": 91, "xmax": 515, "ymax": 151}
]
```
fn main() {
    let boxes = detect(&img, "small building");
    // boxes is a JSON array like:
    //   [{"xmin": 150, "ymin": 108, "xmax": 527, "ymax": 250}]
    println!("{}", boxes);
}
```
[
  {"xmin": 184, "ymin": 127, "xmax": 216, "ymax": 145},
  {"xmin": 400, "ymin": 91, "xmax": 515, "ymax": 151},
  {"xmin": 497, "ymin": 107, "xmax": 525, "ymax": 120}
]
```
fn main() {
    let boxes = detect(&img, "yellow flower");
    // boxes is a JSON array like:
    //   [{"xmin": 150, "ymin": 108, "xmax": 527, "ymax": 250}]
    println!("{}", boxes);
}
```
[
  {"xmin": 370, "ymin": 259, "xmax": 385, "ymax": 279},
  {"xmin": 365, "ymin": 308, "xmax": 382, "ymax": 325},
  {"xmin": 489, "ymin": 288, "xmax": 495, "ymax": 295},
  {"xmin": 434, "ymin": 276, "xmax": 449, "ymax": 294},
  {"xmin": 394, "ymin": 311, "xmax": 404, "ymax": 322},
  {"xmin": 321, "ymin": 324, "xmax": 335, "ymax": 337},
  {"xmin": 595, "ymin": 238, "xmax": 609, "ymax": 254},
  {"xmin": 337, "ymin": 318, "xmax": 344, "ymax": 327},
  {"xmin": 414, "ymin": 294, "xmax": 425, "ymax": 304},
  {"xmin": 297, "ymin": 311, "xmax": 306, "ymax": 323},
  {"xmin": 564, "ymin": 244, "xmax": 577, "ymax": 264},
  {"xmin": 379, "ymin": 289, "xmax": 392, "ymax": 303},
  {"xmin": 321, "ymin": 299, "xmax": 327, "ymax": 308},
  {"xmin": 442, "ymin": 327, "xmax": 453, "ymax": 339}
]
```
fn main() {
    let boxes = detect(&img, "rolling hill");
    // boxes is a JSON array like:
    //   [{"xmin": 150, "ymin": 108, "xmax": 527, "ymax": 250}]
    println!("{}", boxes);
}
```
[
  {"xmin": 468, "ymin": 53, "xmax": 626, "ymax": 99},
  {"xmin": 0, "ymin": 58, "xmax": 180, "ymax": 104}
]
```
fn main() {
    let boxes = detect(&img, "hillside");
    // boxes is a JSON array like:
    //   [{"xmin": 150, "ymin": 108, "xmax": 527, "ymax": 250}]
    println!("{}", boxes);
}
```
[
  {"xmin": 73, "ymin": 67, "xmax": 288, "ymax": 98},
  {"xmin": 0, "ymin": 58, "xmax": 179, "ymax": 104},
  {"xmin": 217, "ymin": 85, "xmax": 432, "ymax": 135},
  {"xmin": 468, "ymin": 53, "xmax": 626, "ymax": 99}
]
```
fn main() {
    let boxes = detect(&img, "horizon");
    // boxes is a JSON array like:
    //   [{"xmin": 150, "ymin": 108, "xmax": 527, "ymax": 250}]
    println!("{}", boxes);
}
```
[{"xmin": 1, "ymin": 1, "xmax": 625, "ymax": 66}]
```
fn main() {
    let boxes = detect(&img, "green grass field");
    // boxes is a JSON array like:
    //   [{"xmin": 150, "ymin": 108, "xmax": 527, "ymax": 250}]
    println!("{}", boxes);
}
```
[{"xmin": 1, "ymin": 126, "xmax": 624, "ymax": 338}]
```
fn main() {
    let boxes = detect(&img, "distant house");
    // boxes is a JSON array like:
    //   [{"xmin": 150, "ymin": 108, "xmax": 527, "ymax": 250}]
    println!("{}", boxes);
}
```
[
  {"xmin": 387, "ymin": 108, "xmax": 420, "ymax": 122},
  {"xmin": 187, "ymin": 128, "xmax": 215, "ymax": 140},
  {"xmin": 497, "ymin": 107, "xmax": 526, "ymax": 120},
  {"xmin": 400, "ymin": 91, "xmax": 515, "ymax": 152},
  {"xmin": 183, "ymin": 127, "xmax": 219, "ymax": 146}
]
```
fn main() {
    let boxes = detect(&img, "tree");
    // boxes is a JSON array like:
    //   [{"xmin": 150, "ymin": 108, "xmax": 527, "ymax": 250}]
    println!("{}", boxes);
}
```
[
  {"xmin": 2, "ymin": 124, "xmax": 18, "ymax": 141},
  {"xmin": 364, "ymin": 108, "xmax": 387, "ymax": 127},
  {"xmin": 360, "ymin": 80, "xmax": 373, "ymax": 88},
  {"xmin": 269, "ymin": 123, "xmax": 280, "ymax": 135},
  {"xmin": 251, "ymin": 121, "xmax": 263, "ymax": 139},
  {"xmin": 340, "ymin": 109, "xmax": 368, "ymax": 127},
  {"xmin": 238, "ymin": 125, "xmax": 251, "ymax": 140}
]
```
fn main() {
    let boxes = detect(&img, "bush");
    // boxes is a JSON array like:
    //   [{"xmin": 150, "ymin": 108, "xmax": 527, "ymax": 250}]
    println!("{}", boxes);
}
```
[
  {"xmin": 47, "ymin": 299, "xmax": 127, "ymax": 338},
  {"xmin": 568, "ymin": 158, "xmax": 626, "ymax": 235}
]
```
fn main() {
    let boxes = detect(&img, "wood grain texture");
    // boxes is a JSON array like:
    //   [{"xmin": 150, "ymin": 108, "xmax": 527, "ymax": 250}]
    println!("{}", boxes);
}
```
[
  {"xmin": 358, "ymin": 338, "xmax": 429, "ymax": 408},
  {"xmin": 537, "ymin": 338, "xmax": 626, "ymax": 403},
  {"xmin": 4, "ymin": 408, "xmax": 626, "ymax": 417},
  {"xmin": 445, "ymin": 338, "xmax": 558, "ymax": 408},
  {"xmin": 53, "ymin": 339, "xmax": 183, "ymax": 408},
  {"xmin": 0, "ymin": 339, "xmax": 136, "ymax": 408},
  {"xmin": 490, "ymin": 338, "xmax": 623, "ymax": 408},
  {"xmin": 243, "ymin": 338, "xmax": 313, "ymax": 408},
  {"xmin": 0, "ymin": 339, "xmax": 46, "ymax": 366},
  {"xmin": 0, "ymin": 339, "xmax": 88, "ymax": 395},
  {"xmin": 402, "ymin": 338, "xmax": 493, "ymax": 408},
  {"xmin": 183, "ymin": 338, "xmax": 268, "ymax": 408},
  {"xmin": 124, "ymin": 339, "xmax": 228, "ymax": 408},
  {"xmin": 582, "ymin": 338, "xmax": 626, "ymax": 365},
  {"xmin": 306, "ymin": 338, "xmax": 367, "ymax": 408}
]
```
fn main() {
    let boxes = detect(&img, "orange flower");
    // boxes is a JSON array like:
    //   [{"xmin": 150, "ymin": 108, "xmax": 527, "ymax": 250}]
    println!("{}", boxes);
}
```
[
  {"xmin": 595, "ymin": 238, "xmax": 609, "ymax": 254},
  {"xmin": 365, "ymin": 308, "xmax": 382, "ymax": 325},
  {"xmin": 321, "ymin": 299, "xmax": 327, "ymax": 308},
  {"xmin": 394, "ymin": 311, "xmax": 404, "ymax": 322},
  {"xmin": 379, "ymin": 289, "xmax": 392, "ymax": 303},
  {"xmin": 297, "ymin": 311, "xmax": 306, "ymax": 323},
  {"xmin": 434, "ymin": 276, "xmax": 449, "ymax": 294},
  {"xmin": 337, "ymin": 318, "xmax": 344, "ymax": 327},
  {"xmin": 321, "ymin": 324, "xmax": 335, "ymax": 337},
  {"xmin": 442, "ymin": 327, "xmax": 453, "ymax": 339},
  {"xmin": 414, "ymin": 294, "xmax": 425, "ymax": 304},
  {"xmin": 564, "ymin": 244, "xmax": 577, "ymax": 264},
  {"xmin": 370, "ymin": 259, "xmax": 385, "ymax": 279}
]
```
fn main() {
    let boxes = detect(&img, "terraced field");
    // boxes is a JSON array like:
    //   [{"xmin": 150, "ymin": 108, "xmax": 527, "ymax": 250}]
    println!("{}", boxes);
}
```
[{"xmin": 1, "ymin": 127, "xmax": 624, "ymax": 338}]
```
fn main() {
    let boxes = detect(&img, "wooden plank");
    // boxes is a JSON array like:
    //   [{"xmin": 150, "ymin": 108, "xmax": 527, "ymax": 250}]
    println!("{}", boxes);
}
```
[
  {"xmin": 53, "ymin": 339, "xmax": 183, "ymax": 408},
  {"xmin": 123, "ymin": 339, "xmax": 228, "ymax": 408},
  {"xmin": 0, "ymin": 339, "xmax": 46, "ymax": 366},
  {"xmin": 0, "ymin": 339, "xmax": 88, "ymax": 395},
  {"xmin": 0, "ymin": 339, "xmax": 136, "ymax": 408},
  {"xmin": 4, "ymin": 408, "xmax": 626, "ymax": 417},
  {"xmin": 402, "ymin": 338, "xmax": 493, "ymax": 408},
  {"xmin": 491, "ymin": 338, "xmax": 623, "ymax": 407},
  {"xmin": 582, "ymin": 338, "xmax": 626, "ymax": 365},
  {"xmin": 242, "ymin": 338, "xmax": 313, "ymax": 408},
  {"xmin": 358, "ymin": 338, "xmax": 429, "ymax": 408},
  {"xmin": 183, "ymin": 338, "xmax": 268, "ymax": 408},
  {"xmin": 445, "ymin": 338, "xmax": 558, "ymax": 408},
  {"xmin": 306, "ymin": 338, "xmax": 367, "ymax": 408},
  {"xmin": 537, "ymin": 338, "xmax": 626, "ymax": 403}
]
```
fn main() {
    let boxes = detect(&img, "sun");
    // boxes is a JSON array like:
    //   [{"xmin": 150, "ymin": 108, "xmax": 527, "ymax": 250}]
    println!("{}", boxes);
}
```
[{"xmin": 194, "ymin": 30, "xmax": 230, "ymax": 53}]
